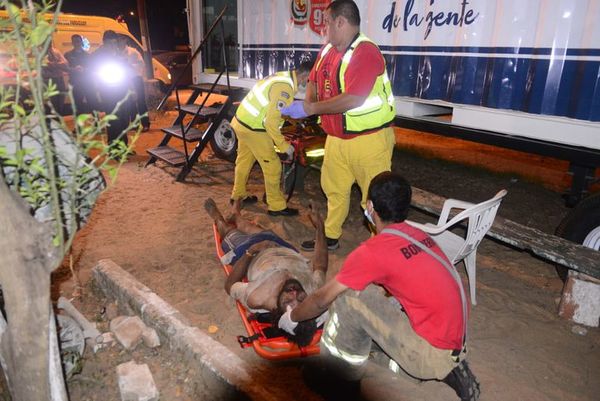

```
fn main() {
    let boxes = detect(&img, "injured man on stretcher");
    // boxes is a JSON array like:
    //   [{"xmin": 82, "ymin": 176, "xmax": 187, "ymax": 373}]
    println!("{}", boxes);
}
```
[{"xmin": 205, "ymin": 198, "xmax": 329, "ymax": 346}]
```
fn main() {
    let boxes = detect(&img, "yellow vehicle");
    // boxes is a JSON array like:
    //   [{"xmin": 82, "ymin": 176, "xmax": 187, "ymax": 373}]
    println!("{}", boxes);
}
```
[{"xmin": 0, "ymin": 10, "xmax": 172, "ymax": 89}]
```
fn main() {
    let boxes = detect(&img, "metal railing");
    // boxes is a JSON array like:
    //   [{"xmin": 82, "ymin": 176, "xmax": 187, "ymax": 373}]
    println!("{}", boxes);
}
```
[{"xmin": 155, "ymin": 5, "xmax": 232, "ymax": 165}]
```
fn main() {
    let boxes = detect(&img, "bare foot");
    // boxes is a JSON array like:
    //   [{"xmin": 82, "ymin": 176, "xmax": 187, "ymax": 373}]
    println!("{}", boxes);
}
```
[{"xmin": 204, "ymin": 198, "xmax": 223, "ymax": 221}]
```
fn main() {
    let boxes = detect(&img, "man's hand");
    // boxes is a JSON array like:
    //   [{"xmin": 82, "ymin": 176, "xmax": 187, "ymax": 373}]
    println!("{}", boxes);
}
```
[
  {"xmin": 280, "ymin": 100, "xmax": 309, "ymax": 119},
  {"xmin": 278, "ymin": 305, "xmax": 298, "ymax": 334}
]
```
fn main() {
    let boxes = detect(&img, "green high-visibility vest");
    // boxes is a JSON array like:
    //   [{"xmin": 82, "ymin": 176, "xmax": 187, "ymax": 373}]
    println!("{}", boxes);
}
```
[
  {"xmin": 235, "ymin": 71, "xmax": 295, "ymax": 131},
  {"xmin": 316, "ymin": 34, "xmax": 396, "ymax": 134}
]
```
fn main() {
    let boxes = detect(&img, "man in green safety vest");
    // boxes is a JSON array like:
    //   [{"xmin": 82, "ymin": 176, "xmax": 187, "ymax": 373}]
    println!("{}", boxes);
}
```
[
  {"xmin": 281, "ymin": 0, "xmax": 396, "ymax": 249},
  {"xmin": 230, "ymin": 61, "xmax": 313, "ymax": 217}
]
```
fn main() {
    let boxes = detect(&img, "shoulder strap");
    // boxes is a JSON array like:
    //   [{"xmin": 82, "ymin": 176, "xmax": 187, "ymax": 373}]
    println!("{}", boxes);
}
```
[{"xmin": 381, "ymin": 228, "xmax": 468, "ymax": 344}]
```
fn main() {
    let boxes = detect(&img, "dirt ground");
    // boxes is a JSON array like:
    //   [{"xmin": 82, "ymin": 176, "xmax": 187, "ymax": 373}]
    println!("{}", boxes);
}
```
[{"xmin": 46, "ymin": 107, "xmax": 600, "ymax": 401}]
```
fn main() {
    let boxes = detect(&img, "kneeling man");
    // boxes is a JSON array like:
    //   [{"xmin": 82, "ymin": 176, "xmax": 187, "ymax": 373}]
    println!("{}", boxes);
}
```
[{"xmin": 278, "ymin": 172, "xmax": 480, "ymax": 401}]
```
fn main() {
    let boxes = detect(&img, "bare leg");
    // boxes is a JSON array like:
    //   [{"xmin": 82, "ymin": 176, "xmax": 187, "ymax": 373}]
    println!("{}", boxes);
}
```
[
  {"xmin": 309, "ymin": 201, "xmax": 328, "ymax": 274},
  {"xmin": 232, "ymin": 216, "xmax": 265, "ymax": 234},
  {"xmin": 227, "ymin": 198, "xmax": 266, "ymax": 234},
  {"xmin": 224, "ymin": 198, "xmax": 242, "ymax": 225},
  {"xmin": 204, "ymin": 198, "xmax": 236, "ymax": 238}
]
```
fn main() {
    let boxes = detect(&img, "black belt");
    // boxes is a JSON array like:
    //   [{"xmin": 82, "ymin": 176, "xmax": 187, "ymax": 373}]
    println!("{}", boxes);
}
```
[{"xmin": 234, "ymin": 116, "xmax": 266, "ymax": 133}]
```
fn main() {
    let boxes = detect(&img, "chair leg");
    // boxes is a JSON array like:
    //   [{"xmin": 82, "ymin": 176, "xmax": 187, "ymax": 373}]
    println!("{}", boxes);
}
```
[{"xmin": 464, "ymin": 252, "xmax": 477, "ymax": 306}]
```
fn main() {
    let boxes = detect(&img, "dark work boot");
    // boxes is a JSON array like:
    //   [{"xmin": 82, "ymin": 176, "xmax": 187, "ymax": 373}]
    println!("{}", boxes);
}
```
[
  {"xmin": 267, "ymin": 207, "xmax": 299, "ymax": 217},
  {"xmin": 229, "ymin": 195, "xmax": 258, "ymax": 206},
  {"xmin": 442, "ymin": 361, "xmax": 480, "ymax": 401},
  {"xmin": 301, "ymin": 237, "xmax": 339, "ymax": 251}
]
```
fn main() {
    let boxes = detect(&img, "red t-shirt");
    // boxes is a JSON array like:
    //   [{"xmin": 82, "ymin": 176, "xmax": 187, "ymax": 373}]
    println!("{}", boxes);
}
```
[
  {"xmin": 335, "ymin": 222, "xmax": 466, "ymax": 350},
  {"xmin": 309, "ymin": 41, "xmax": 385, "ymax": 139}
]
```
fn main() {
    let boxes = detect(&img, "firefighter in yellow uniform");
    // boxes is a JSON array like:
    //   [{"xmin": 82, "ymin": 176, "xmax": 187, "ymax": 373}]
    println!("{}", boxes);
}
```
[
  {"xmin": 281, "ymin": 1, "xmax": 396, "ymax": 250},
  {"xmin": 230, "ymin": 61, "xmax": 313, "ymax": 216}
]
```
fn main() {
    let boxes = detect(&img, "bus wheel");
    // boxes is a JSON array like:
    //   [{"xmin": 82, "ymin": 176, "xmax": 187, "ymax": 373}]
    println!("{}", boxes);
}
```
[{"xmin": 210, "ymin": 119, "xmax": 237, "ymax": 163}]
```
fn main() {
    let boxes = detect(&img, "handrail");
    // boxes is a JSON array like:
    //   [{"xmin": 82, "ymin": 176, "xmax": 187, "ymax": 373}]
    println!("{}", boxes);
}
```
[
  {"xmin": 180, "ymin": 70, "xmax": 224, "ymax": 163},
  {"xmin": 219, "ymin": 16, "xmax": 231, "ymax": 91},
  {"xmin": 155, "ymin": 5, "xmax": 229, "ymax": 111},
  {"xmin": 175, "ymin": 89, "xmax": 189, "ymax": 163}
]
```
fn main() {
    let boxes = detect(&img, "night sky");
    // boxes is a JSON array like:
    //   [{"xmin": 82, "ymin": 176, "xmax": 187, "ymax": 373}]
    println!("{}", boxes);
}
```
[{"xmin": 60, "ymin": 0, "xmax": 189, "ymax": 51}]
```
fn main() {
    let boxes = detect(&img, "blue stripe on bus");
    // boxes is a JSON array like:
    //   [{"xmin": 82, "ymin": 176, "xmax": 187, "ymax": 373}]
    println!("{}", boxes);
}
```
[
  {"xmin": 241, "ymin": 49, "xmax": 600, "ymax": 121},
  {"xmin": 242, "ymin": 44, "xmax": 600, "ymax": 57}
]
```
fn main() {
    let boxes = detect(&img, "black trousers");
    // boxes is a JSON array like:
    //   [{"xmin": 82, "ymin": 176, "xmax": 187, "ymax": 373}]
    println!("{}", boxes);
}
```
[
  {"xmin": 100, "ymin": 89, "xmax": 129, "ymax": 146},
  {"xmin": 70, "ymin": 76, "xmax": 98, "ymax": 115},
  {"xmin": 131, "ymin": 76, "xmax": 150, "ymax": 128}
]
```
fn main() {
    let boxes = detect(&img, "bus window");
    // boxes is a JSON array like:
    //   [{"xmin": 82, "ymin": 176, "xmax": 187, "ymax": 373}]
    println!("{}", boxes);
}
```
[{"xmin": 201, "ymin": 0, "xmax": 237, "ymax": 75}]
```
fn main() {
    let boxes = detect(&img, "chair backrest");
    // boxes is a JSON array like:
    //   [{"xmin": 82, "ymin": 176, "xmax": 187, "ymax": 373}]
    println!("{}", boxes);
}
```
[{"xmin": 445, "ymin": 190, "xmax": 507, "ymax": 264}]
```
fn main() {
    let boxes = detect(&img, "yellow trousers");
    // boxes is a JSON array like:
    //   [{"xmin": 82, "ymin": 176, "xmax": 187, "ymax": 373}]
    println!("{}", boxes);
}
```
[
  {"xmin": 321, "ymin": 127, "xmax": 395, "ymax": 239},
  {"xmin": 230, "ymin": 118, "xmax": 287, "ymax": 211}
]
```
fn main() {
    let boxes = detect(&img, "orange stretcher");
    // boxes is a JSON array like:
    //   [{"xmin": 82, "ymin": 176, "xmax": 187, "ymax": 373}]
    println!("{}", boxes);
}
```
[{"xmin": 213, "ymin": 225, "xmax": 321, "ymax": 360}]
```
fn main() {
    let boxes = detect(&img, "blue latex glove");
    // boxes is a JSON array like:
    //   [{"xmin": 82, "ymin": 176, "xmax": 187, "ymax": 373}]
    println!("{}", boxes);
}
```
[{"xmin": 280, "ymin": 100, "xmax": 308, "ymax": 119}]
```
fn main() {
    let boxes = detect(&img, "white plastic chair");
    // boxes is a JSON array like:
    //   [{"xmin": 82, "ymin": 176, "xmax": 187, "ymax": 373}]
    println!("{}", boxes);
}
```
[{"xmin": 407, "ymin": 189, "xmax": 508, "ymax": 305}]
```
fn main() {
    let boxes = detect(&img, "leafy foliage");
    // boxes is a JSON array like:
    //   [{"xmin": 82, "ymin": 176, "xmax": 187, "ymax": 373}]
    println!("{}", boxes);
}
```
[{"xmin": 0, "ymin": 0, "xmax": 144, "ymax": 262}]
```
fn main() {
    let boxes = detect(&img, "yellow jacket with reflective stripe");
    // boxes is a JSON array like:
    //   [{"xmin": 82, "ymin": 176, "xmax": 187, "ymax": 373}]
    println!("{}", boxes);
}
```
[
  {"xmin": 235, "ymin": 71, "xmax": 296, "ymax": 150},
  {"xmin": 316, "ymin": 34, "xmax": 396, "ymax": 134}
]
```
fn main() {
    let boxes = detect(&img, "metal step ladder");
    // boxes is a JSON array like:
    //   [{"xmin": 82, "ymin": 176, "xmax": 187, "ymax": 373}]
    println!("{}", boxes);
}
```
[
  {"xmin": 145, "ymin": 5, "xmax": 245, "ymax": 182},
  {"xmin": 145, "ymin": 89, "xmax": 240, "ymax": 181}
]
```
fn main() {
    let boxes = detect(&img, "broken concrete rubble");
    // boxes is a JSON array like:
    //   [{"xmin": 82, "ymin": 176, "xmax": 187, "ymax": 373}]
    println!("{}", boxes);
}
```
[
  {"xmin": 141, "ymin": 326, "xmax": 160, "ymax": 348},
  {"xmin": 110, "ymin": 316, "xmax": 146, "ymax": 350},
  {"xmin": 116, "ymin": 360, "xmax": 159, "ymax": 401},
  {"xmin": 110, "ymin": 315, "xmax": 162, "ymax": 350},
  {"xmin": 57, "ymin": 297, "xmax": 102, "ymax": 344}
]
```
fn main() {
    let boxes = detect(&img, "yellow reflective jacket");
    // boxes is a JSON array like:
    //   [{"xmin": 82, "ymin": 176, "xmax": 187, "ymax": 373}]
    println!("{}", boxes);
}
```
[
  {"xmin": 316, "ymin": 34, "xmax": 396, "ymax": 134},
  {"xmin": 235, "ymin": 71, "xmax": 296, "ymax": 151}
]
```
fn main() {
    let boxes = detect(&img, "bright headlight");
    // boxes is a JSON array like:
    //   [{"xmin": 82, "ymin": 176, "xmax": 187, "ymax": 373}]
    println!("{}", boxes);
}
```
[{"xmin": 97, "ymin": 62, "xmax": 125, "ymax": 85}]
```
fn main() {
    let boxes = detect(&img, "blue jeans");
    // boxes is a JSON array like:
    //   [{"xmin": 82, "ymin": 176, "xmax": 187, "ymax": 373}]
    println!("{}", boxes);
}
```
[{"xmin": 221, "ymin": 230, "xmax": 296, "ymax": 265}]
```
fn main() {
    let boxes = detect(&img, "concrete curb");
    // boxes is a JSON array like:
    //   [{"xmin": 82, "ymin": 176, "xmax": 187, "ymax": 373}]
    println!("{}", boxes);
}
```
[{"xmin": 92, "ymin": 259, "xmax": 288, "ymax": 401}]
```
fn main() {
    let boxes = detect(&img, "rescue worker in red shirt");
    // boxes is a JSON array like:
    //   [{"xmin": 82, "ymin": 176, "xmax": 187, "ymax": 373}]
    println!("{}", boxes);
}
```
[
  {"xmin": 231, "ymin": 61, "xmax": 313, "ymax": 216},
  {"xmin": 278, "ymin": 172, "xmax": 480, "ymax": 401},
  {"xmin": 281, "ymin": 0, "xmax": 396, "ymax": 250}
]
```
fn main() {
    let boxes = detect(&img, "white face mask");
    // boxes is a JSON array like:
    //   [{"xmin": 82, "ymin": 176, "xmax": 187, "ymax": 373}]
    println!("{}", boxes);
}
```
[{"xmin": 364, "ymin": 204, "xmax": 375, "ymax": 226}]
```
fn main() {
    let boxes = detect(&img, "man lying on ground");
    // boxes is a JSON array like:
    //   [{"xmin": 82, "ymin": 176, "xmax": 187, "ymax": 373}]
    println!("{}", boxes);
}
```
[{"xmin": 204, "ymin": 198, "xmax": 328, "ymax": 346}]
